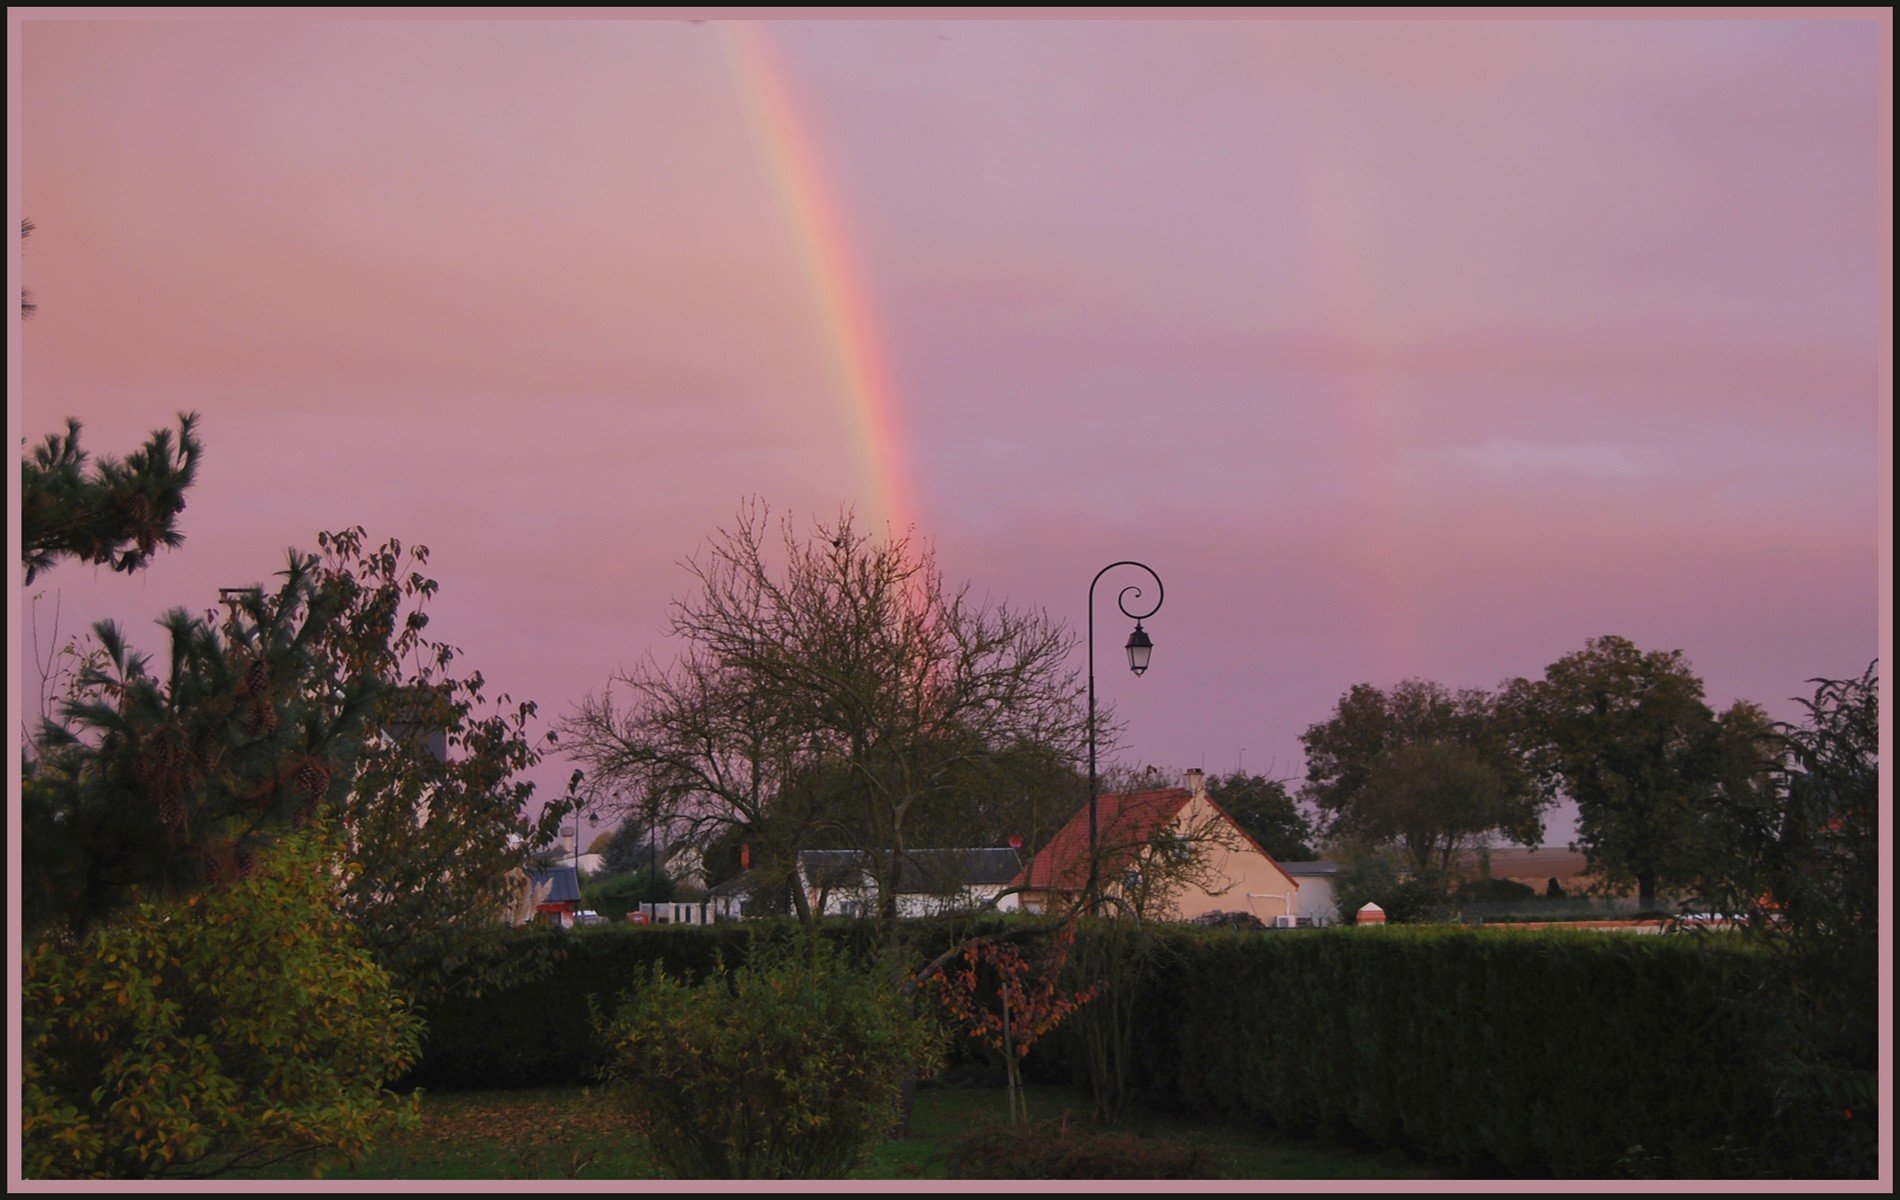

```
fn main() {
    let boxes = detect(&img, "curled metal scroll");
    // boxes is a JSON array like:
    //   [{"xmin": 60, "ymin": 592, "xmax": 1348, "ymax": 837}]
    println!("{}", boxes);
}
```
[{"xmin": 1092, "ymin": 560, "xmax": 1164, "ymax": 625}]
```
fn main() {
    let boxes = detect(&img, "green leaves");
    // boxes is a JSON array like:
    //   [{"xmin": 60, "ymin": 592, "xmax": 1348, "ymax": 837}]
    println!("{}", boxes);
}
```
[
  {"xmin": 1299, "ymin": 679, "xmax": 1546, "ymax": 872},
  {"xmin": 1517, "ymin": 636, "xmax": 1744, "ymax": 907},
  {"xmin": 22, "ymin": 831, "xmax": 423, "ymax": 1180},
  {"xmin": 600, "ymin": 936, "xmax": 939, "ymax": 1178}
]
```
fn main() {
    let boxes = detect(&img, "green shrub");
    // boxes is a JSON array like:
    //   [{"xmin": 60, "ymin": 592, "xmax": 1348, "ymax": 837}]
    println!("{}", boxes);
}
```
[
  {"xmin": 946, "ymin": 1117, "xmax": 1217, "ymax": 1179},
  {"xmin": 22, "ymin": 831, "xmax": 422, "ymax": 1179},
  {"xmin": 403, "ymin": 923, "xmax": 760, "ymax": 1088},
  {"xmin": 1333, "ymin": 856, "xmax": 1456, "ymax": 924},
  {"xmin": 404, "ymin": 915, "xmax": 994, "ymax": 1089},
  {"xmin": 1455, "ymin": 877, "xmax": 1537, "ymax": 904},
  {"xmin": 582, "ymin": 867, "xmax": 675, "ymax": 916},
  {"xmin": 599, "ymin": 935, "xmax": 940, "ymax": 1178}
]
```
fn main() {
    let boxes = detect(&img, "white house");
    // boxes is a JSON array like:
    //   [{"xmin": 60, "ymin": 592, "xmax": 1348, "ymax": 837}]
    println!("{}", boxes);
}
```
[
  {"xmin": 1280, "ymin": 860, "xmax": 1343, "ymax": 926},
  {"xmin": 797, "ymin": 848, "xmax": 1024, "ymax": 918}
]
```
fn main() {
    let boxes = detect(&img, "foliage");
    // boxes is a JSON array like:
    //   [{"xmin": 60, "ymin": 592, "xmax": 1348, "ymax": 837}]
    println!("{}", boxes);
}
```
[
  {"xmin": 21, "ymin": 553, "xmax": 381, "ymax": 936},
  {"xmin": 1686, "ymin": 664, "xmax": 1879, "ymax": 1175},
  {"xmin": 563, "ymin": 501, "xmax": 1088, "ymax": 927},
  {"xmin": 1138, "ymin": 925, "xmax": 1835, "ymax": 1178},
  {"xmin": 926, "ymin": 924, "xmax": 1100, "ymax": 1123},
  {"xmin": 583, "ymin": 867, "xmax": 676, "ymax": 916},
  {"xmin": 1331, "ymin": 853, "xmax": 1456, "ymax": 924},
  {"xmin": 1454, "ymin": 877, "xmax": 1536, "ymax": 904},
  {"xmin": 1060, "ymin": 920, "xmax": 1177, "ymax": 1122},
  {"xmin": 599, "ymin": 814, "xmax": 664, "ymax": 877},
  {"xmin": 402, "ymin": 917, "xmax": 1002, "ymax": 1090},
  {"xmin": 307, "ymin": 527, "xmax": 564, "ymax": 999},
  {"xmin": 1299, "ymin": 679, "xmax": 1544, "ymax": 872},
  {"xmin": 1205, "ymin": 772, "xmax": 1315, "ymax": 860},
  {"xmin": 21, "ymin": 413, "xmax": 203, "ymax": 585},
  {"xmin": 945, "ymin": 1117, "xmax": 1217, "ymax": 1179},
  {"xmin": 1512, "ymin": 636, "xmax": 1773, "ymax": 907},
  {"xmin": 600, "ymin": 935, "xmax": 940, "ymax": 1179},
  {"xmin": 22, "ymin": 831, "xmax": 423, "ymax": 1180}
]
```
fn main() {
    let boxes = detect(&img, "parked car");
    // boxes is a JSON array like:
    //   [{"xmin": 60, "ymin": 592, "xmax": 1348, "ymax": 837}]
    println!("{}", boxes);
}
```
[{"xmin": 573, "ymin": 910, "xmax": 606, "ymax": 926}]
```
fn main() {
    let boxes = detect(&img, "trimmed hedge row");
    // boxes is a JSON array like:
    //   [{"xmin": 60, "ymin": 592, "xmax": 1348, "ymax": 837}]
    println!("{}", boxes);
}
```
[
  {"xmin": 1114, "ymin": 926, "xmax": 1804, "ymax": 1178},
  {"xmin": 403, "ymin": 920, "xmax": 1850, "ymax": 1176}
]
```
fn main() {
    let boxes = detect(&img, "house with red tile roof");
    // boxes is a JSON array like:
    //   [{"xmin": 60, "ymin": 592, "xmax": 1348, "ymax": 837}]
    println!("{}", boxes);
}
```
[{"xmin": 1013, "ymin": 768, "xmax": 1305, "ymax": 924}]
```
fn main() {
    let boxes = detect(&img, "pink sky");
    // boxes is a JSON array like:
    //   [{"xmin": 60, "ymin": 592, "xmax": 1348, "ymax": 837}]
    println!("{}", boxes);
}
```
[{"xmin": 11, "ymin": 13, "xmax": 1889, "ymax": 847}]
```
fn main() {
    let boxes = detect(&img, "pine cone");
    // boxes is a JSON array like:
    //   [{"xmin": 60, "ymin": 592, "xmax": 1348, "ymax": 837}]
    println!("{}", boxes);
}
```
[
  {"xmin": 243, "ymin": 699, "xmax": 279, "ymax": 736},
  {"xmin": 293, "ymin": 759, "xmax": 330, "ymax": 801}
]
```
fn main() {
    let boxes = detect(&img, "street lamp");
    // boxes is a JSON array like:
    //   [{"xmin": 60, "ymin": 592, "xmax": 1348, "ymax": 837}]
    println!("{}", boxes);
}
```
[{"xmin": 1086, "ymin": 561, "xmax": 1164, "ymax": 915}]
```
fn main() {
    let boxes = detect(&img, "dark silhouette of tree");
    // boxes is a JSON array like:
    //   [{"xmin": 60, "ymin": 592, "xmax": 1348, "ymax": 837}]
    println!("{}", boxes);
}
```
[
  {"xmin": 22, "ymin": 554, "xmax": 380, "ymax": 935},
  {"xmin": 20, "ymin": 217, "xmax": 36, "ymax": 319},
  {"xmin": 21, "ymin": 413, "xmax": 202, "ymax": 584},
  {"xmin": 1205, "ymin": 772, "xmax": 1316, "ymax": 861},
  {"xmin": 1299, "ymin": 678, "xmax": 1545, "ymax": 873},
  {"xmin": 1511, "ymin": 636, "xmax": 1767, "ymax": 908}
]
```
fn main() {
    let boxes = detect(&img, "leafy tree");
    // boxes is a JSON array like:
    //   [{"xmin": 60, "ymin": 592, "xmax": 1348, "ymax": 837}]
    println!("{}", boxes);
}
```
[
  {"xmin": 22, "ymin": 830, "xmax": 423, "ymax": 1179},
  {"xmin": 1299, "ymin": 679, "xmax": 1545, "ymax": 873},
  {"xmin": 927, "ymin": 924, "xmax": 1100, "ymax": 1124},
  {"xmin": 599, "ymin": 815, "xmax": 662, "ymax": 878},
  {"xmin": 1205, "ymin": 772, "xmax": 1315, "ymax": 861},
  {"xmin": 21, "ymin": 413, "xmax": 202, "ymax": 585},
  {"xmin": 1768, "ymin": 665, "xmax": 1878, "ymax": 943},
  {"xmin": 305, "ymin": 527, "xmax": 564, "ymax": 997},
  {"xmin": 1331, "ymin": 851, "xmax": 1456, "ymax": 925},
  {"xmin": 1689, "ymin": 664, "xmax": 1877, "ymax": 1170},
  {"xmin": 1513, "ymin": 636, "xmax": 1756, "ymax": 908},
  {"xmin": 564, "ymin": 501, "xmax": 1088, "ymax": 928},
  {"xmin": 584, "ymin": 867, "xmax": 676, "ymax": 917}
]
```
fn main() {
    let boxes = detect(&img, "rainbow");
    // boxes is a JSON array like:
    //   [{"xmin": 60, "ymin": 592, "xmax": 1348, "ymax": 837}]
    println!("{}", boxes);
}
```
[
  {"xmin": 1292, "ymin": 138, "xmax": 1418, "ymax": 669},
  {"xmin": 723, "ymin": 22, "xmax": 917, "ymax": 538}
]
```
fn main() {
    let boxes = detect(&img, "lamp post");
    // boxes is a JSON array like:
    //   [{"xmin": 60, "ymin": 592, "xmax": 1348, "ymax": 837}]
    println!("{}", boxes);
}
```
[{"xmin": 1085, "ymin": 561, "xmax": 1164, "ymax": 916}]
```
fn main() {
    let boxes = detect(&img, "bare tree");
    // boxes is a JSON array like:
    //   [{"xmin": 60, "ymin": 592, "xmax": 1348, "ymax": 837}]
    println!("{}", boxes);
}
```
[
  {"xmin": 562, "ymin": 501, "xmax": 1090, "ymax": 927},
  {"xmin": 566, "ymin": 646, "xmax": 831, "ymax": 917}
]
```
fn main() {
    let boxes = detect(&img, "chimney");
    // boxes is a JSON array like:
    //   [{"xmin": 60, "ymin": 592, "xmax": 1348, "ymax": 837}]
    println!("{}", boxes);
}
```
[{"xmin": 1184, "ymin": 768, "xmax": 1206, "ymax": 797}]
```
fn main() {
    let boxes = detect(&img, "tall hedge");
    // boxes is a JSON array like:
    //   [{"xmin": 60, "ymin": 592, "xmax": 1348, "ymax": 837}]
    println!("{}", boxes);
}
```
[
  {"xmin": 1123, "ymin": 926, "xmax": 1817, "ymax": 1177},
  {"xmin": 406, "ymin": 919, "xmax": 1858, "ymax": 1176}
]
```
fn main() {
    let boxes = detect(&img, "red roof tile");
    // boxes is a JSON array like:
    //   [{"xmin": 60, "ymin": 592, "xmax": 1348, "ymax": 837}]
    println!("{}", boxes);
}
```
[{"xmin": 1013, "ymin": 788, "xmax": 1195, "ymax": 893}]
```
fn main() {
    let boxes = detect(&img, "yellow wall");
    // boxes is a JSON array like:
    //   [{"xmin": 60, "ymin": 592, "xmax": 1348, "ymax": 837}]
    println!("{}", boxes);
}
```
[{"xmin": 1144, "ymin": 794, "xmax": 1300, "ymax": 922}]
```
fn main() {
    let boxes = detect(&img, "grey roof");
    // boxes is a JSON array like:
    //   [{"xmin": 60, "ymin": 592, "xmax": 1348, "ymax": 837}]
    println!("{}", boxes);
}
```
[
  {"xmin": 708, "ymin": 870, "xmax": 756, "ymax": 897},
  {"xmin": 527, "ymin": 866, "xmax": 581, "ymax": 903},
  {"xmin": 797, "ymin": 848, "xmax": 1023, "ymax": 893},
  {"xmin": 1280, "ymin": 860, "xmax": 1341, "ymax": 877}
]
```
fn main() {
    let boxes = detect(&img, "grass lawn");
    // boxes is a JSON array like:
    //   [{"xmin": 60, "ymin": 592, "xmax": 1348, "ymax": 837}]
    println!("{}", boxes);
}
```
[{"xmin": 242, "ymin": 1083, "xmax": 1445, "ymax": 1181}]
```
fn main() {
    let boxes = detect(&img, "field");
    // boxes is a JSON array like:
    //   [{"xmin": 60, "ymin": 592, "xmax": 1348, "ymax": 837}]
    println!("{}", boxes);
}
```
[
  {"xmin": 240, "ymin": 1084, "xmax": 1446, "ymax": 1181},
  {"xmin": 1464, "ymin": 846, "xmax": 1593, "ymax": 892}
]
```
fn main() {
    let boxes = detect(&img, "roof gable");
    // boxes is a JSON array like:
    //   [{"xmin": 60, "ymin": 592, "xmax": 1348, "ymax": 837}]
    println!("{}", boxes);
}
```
[
  {"xmin": 1014, "ymin": 788, "xmax": 1194, "ymax": 892},
  {"xmin": 527, "ymin": 866, "xmax": 581, "ymax": 904},
  {"xmin": 1013, "ymin": 789, "xmax": 1300, "ymax": 898}
]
